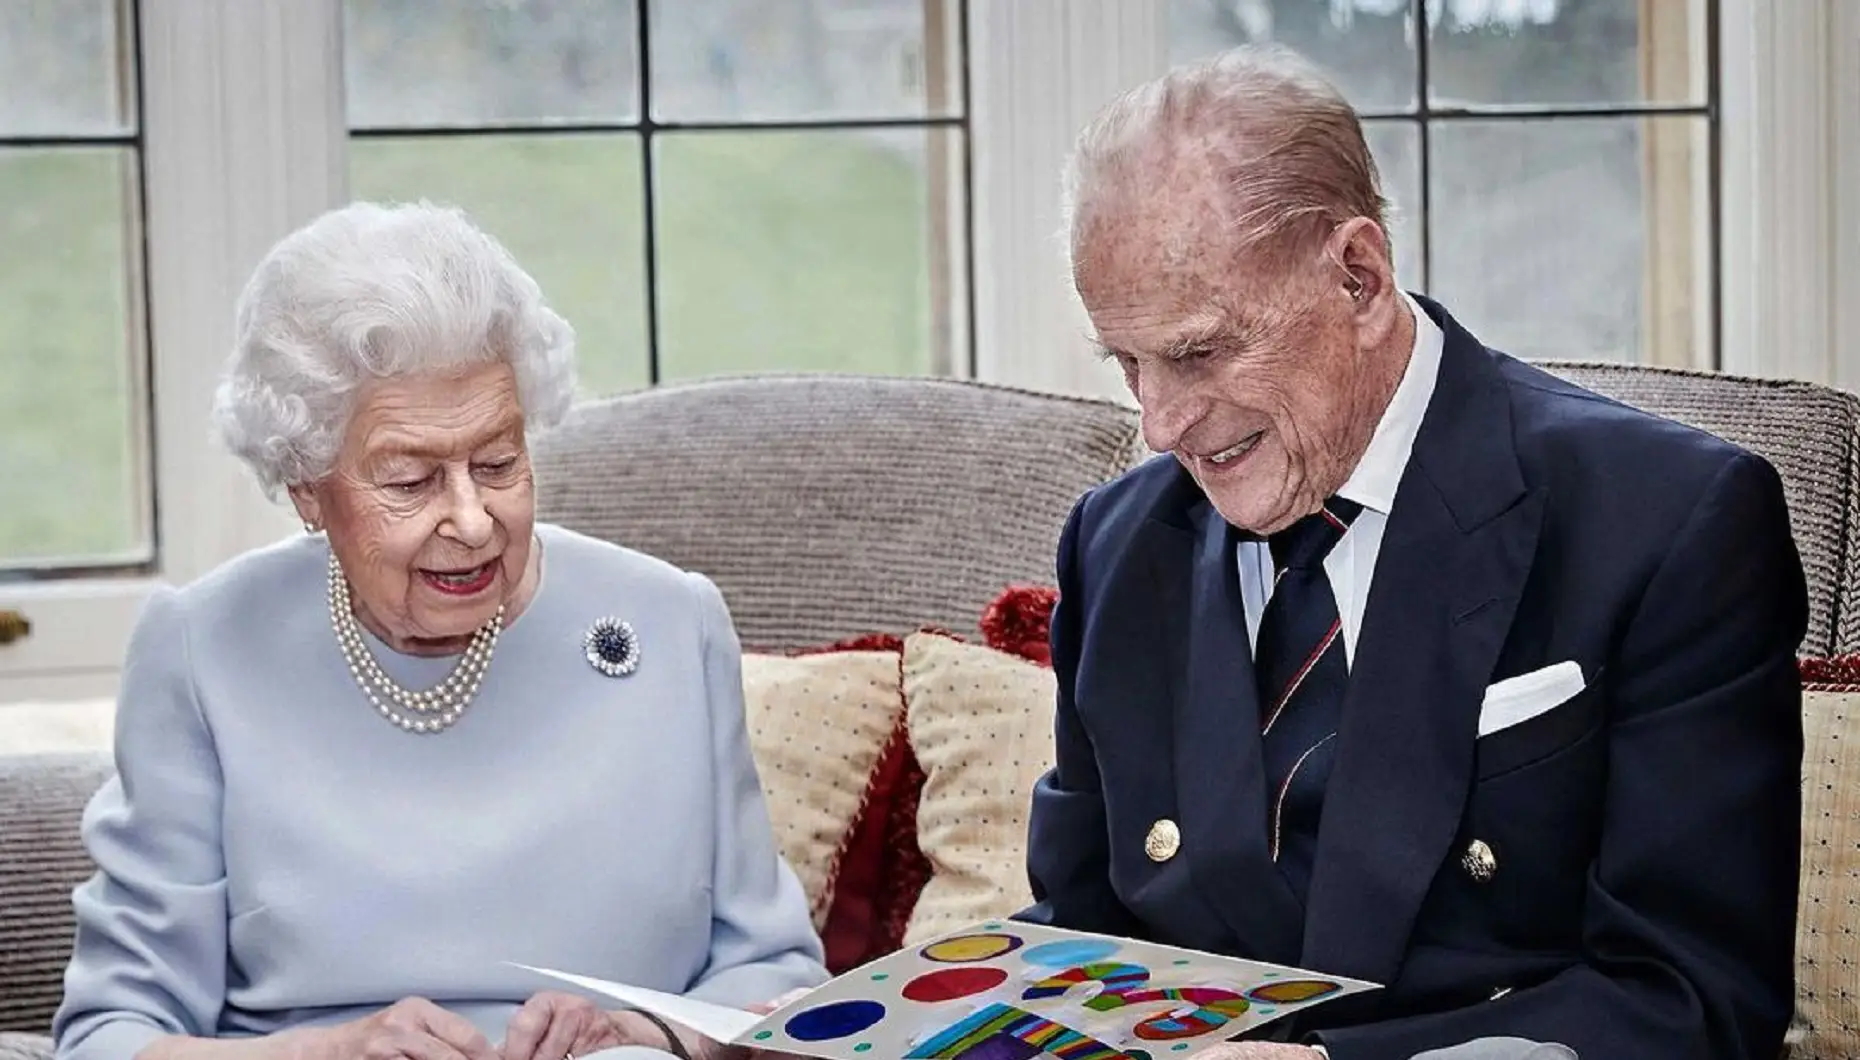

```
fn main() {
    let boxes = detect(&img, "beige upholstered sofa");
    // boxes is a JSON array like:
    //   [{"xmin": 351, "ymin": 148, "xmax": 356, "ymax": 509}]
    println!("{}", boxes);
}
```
[{"xmin": 2, "ymin": 368, "xmax": 1856, "ymax": 1059}]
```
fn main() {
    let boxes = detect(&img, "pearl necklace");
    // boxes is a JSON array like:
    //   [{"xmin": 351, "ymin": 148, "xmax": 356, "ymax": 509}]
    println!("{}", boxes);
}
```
[{"xmin": 327, "ymin": 553, "xmax": 504, "ymax": 734}]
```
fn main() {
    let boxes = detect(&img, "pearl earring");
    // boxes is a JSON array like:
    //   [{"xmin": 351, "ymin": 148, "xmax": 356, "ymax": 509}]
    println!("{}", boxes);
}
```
[{"xmin": 304, "ymin": 521, "xmax": 319, "ymax": 534}]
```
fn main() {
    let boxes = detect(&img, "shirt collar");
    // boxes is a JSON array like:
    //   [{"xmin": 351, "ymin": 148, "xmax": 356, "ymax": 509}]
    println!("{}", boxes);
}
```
[{"xmin": 1335, "ymin": 292, "xmax": 1444, "ymax": 515}]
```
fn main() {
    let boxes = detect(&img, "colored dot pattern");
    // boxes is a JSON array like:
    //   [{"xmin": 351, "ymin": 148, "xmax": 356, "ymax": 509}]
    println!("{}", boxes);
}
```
[
  {"xmin": 922, "ymin": 932, "xmax": 1023, "ymax": 963},
  {"xmin": 785, "ymin": 1000, "xmax": 887, "ymax": 1042},
  {"xmin": 1247, "ymin": 980, "xmax": 1342, "ymax": 1004},
  {"xmin": 1020, "ymin": 938, "xmax": 1122, "ymax": 967},
  {"xmin": 903, "ymin": 966, "xmax": 1011, "ymax": 1003}
]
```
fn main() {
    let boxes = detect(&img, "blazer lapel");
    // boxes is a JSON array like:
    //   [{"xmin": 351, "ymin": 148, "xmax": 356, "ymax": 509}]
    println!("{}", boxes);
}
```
[
  {"xmin": 1301, "ymin": 301, "xmax": 1546, "ymax": 985},
  {"xmin": 1143, "ymin": 486, "xmax": 1305, "ymax": 963}
]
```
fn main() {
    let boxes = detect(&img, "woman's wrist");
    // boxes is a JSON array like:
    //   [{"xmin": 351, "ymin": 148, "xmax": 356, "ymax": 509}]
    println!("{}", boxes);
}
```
[
  {"xmin": 135, "ymin": 1028, "xmax": 326, "ymax": 1060},
  {"xmin": 612, "ymin": 1008, "xmax": 697, "ymax": 1059}
]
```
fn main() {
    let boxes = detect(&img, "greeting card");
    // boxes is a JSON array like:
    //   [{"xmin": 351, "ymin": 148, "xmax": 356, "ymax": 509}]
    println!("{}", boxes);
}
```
[{"xmin": 519, "ymin": 920, "xmax": 1378, "ymax": 1060}]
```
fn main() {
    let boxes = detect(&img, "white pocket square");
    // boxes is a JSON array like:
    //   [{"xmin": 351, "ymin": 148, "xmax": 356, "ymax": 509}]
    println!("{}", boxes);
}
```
[{"xmin": 1478, "ymin": 661, "xmax": 1587, "ymax": 738}]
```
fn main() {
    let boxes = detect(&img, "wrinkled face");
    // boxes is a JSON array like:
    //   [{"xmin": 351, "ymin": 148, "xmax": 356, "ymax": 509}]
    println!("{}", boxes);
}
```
[
  {"xmin": 1076, "ymin": 209, "xmax": 1403, "ymax": 535},
  {"xmin": 293, "ymin": 361, "xmax": 536, "ymax": 653}
]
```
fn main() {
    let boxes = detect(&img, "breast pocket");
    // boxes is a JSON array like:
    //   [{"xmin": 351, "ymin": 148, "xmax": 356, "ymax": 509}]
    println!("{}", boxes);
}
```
[
  {"xmin": 1448, "ymin": 677, "xmax": 1610, "ymax": 952},
  {"xmin": 1474, "ymin": 669, "xmax": 1607, "ymax": 782}
]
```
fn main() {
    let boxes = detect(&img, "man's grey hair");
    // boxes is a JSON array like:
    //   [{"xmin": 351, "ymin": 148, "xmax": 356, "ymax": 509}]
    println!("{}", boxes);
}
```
[
  {"xmin": 1062, "ymin": 44, "xmax": 1391, "ymax": 265},
  {"xmin": 213, "ymin": 200, "xmax": 578, "ymax": 498}
]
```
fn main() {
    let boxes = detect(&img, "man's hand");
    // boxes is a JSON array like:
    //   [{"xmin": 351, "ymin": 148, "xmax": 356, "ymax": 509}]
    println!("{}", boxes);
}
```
[{"xmin": 1193, "ymin": 1045, "xmax": 1324, "ymax": 1060}]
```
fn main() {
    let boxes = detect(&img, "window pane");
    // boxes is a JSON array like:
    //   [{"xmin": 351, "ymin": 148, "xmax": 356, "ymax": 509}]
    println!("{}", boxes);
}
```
[
  {"xmin": 0, "ymin": 0, "xmax": 132, "ymax": 136},
  {"xmin": 1363, "ymin": 120, "xmax": 1424, "ymax": 291},
  {"xmin": 344, "ymin": 0, "xmax": 640, "ymax": 128},
  {"xmin": 650, "ymin": 0, "xmax": 963, "ymax": 123},
  {"xmin": 0, "ymin": 148, "xmax": 147, "ymax": 566},
  {"xmin": 654, "ymin": 129, "xmax": 963, "ymax": 379},
  {"xmin": 1428, "ymin": 0, "xmax": 1708, "ymax": 107},
  {"xmin": 1167, "ymin": 0, "xmax": 1417, "ymax": 113},
  {"xmin": 1428, "ymin": 117, "xmax": 1710, "ymax": 364},
  {"xmin": 350, "ymin": 135, "xmax": 651, "ymax": 395}
]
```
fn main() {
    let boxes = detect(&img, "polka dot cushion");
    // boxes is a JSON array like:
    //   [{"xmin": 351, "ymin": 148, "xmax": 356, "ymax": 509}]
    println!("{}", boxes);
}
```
[
  {"xmin": 899, "ymin": 630, "xmax": 1057, "ymax": 944},
  {"xmin": 741, "ymin": 648, "xmax": 906, "ymax": 931},
  {"xmin": 1789, "ymin": 684, "xmax": 1860, "ymax": 1059}
]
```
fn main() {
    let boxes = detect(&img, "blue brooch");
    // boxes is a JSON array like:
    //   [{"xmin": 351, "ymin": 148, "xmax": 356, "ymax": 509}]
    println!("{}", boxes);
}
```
[{"xmin": 584, "ymin": 617, "xmax": 640, "ymax": 677}]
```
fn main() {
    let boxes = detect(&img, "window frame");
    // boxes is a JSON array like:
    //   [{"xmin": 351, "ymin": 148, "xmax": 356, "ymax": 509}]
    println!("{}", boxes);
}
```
[
  {"xmin": 0, "ymin": 0, "xmax": 1848, "ymax": 702},
  {"xmin": 968, "ymin": 0, "xmax": 1840, "ymax": 401},
  {"xmin": 346, "ymin": 0, "xmax": 977, "ymax": 384},
  {"xmin": 0, "ymin": 0, "xmax": 340, "ymax": 700},
  {"xmin": 0, "ymin": 0, "xmax": 156, "ymax": 580}
]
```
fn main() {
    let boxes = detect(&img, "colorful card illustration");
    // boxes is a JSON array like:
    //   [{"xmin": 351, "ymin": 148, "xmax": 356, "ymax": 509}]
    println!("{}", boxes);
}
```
[{"xmin": 519, "ymin": 920, "xmax": 1379, "ymax": 1060}]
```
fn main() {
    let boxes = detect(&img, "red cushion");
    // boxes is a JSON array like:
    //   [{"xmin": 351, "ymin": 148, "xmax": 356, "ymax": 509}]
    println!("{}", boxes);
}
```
[
  {"xmin": 818, "ymin": 722, "xmax": 903, "ymax": 972},
  {"xmin": 790, "ymin": 632, "xmax": 937, "ymax": 972},
  {"xmin": 1799, "ymin": 654, "xmax": 1860, "ymax": 689},
  {"xmin": 981, "ymin": 585, "xmax": 1059, "ymax": 667}
]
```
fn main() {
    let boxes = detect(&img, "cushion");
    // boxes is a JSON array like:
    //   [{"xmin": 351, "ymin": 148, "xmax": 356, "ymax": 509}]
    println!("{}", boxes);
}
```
[
  {"xmin": 899, "ymin": 631, "xmax": 1057, "ymax": 944},
  {"xmin": 818, "ymin": 723, "xmax": 932, "ymax": 972},
  {"xmin": 531, "ymin": 376, "xmax": 1146, "ymax": 652},
  {"xmin": 741, "ymin": 646, "xmax": 905, "ymax": 933},
  {"xmin": 0, "ymin": 1033, "xmax": 51, "ymax": 1060},
  {"xmin": 0, "ymin": 753, "xmax": 115, "ymax": 1034},
  {"xmin": 1785, "ymin": 675, "xmax": 1860, "ymax": 1059},
  {"xmin": 979, "ymin": 585, "xmax": 1059, "ymax": 667}
]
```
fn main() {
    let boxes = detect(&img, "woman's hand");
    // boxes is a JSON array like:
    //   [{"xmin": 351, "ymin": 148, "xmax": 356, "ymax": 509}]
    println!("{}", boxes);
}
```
[
  {"xmin": 500, "ymin": 991, "xmax": 658, "ymax": 1060},
  {"xmin": 306, "ymin": 998, "xmax": 499, "ymax": 1060}
]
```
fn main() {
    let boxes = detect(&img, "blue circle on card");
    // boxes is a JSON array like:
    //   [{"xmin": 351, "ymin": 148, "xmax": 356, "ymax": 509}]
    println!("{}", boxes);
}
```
[
  {"xmin": 785, "ymin": 1000, "xmax": 887, "ymax": 1042},
  {"xmin": 1021, "ymin": 938, "xmax": 1122, "ymax": 967}
]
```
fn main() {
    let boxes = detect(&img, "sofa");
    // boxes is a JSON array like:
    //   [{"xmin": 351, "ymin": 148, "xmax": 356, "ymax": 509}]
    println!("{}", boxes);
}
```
[{"xmin": 1, "ymin": 368, "xmax": 1856, "ymax": 1059}]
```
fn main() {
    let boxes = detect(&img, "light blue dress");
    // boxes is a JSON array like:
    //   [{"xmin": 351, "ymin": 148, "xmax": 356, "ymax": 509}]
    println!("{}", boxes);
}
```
[{"xmin": 54, "ymin": 524, "xmax": 827, "ymax": 1059}]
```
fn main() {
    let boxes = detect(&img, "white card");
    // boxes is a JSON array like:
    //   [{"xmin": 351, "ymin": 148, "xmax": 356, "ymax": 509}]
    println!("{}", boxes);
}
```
[
  {"xmin": 510, "ymin": 965, "xmax": 764, "ymax": 1043},
  {"xmin": 518, "ymin": 920, "xmax": 1379, "ymax": 1060}
]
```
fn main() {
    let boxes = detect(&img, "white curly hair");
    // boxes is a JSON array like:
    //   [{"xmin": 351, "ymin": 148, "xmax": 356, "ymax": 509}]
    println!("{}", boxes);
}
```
[{"xmin": 212, "ymin": 200, "xmax": 578, "ymax": 499}]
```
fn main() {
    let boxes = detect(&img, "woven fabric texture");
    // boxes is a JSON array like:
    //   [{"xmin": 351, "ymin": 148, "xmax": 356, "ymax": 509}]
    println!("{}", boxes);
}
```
[
  {"xmin": 0, "ymin": 753, "xmax": 111, "ymax": 1034},
  {"xmin": 1787, "ymin": 686, "xmax": 1860, "ymax": 1058},
  {"xmin": 531, "ymin": 375, "xmax": 1144, "ymax": 652},
  {"xmin": 740, "ymin": 649, "xmax": 906, "ymax": 929},
  {"xmin": 0, "ymin": 1033, "xmax": 51, "ymax": 1060},
  {"xmin": 1539, "ymin": 362, "xmax": 1860, "ymax": 656},
  {"xmin": 900, "ymin": 631, "xmax": 1058, "ymax": 945}
]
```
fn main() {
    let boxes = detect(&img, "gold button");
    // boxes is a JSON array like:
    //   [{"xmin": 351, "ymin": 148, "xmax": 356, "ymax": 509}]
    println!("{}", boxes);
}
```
[
  {"xmin": 1145, "ymin": 819, "xmax": 1181, "ymax": 863},
  {"xmin": 1461, "ymin": 839, "xmax": 1498, "ymax": 882}
]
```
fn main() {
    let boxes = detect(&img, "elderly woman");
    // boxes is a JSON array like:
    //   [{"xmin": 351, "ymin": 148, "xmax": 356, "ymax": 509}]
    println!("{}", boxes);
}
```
[{"xmin": 53, "ymin": 202, "xmax": 827, "ymax": 1060}]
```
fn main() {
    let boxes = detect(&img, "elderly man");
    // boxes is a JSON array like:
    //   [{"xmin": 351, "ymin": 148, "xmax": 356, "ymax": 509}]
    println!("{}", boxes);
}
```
[{"xmin": 1019, "ymin": 45, "xmax": 1804, "ymax": 1060}]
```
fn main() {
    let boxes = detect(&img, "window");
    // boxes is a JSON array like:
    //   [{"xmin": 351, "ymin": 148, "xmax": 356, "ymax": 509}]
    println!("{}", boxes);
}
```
[
  {"xmin": 0, "ymin": 0, "xmax": 150, "ymax": 575},
  {"xmin": 342, "ymin": 0, "xmax": 973, "ymax": 396},
  {"xmin": 1168, "ymin": 0, "xmax": 1717, "ymax": 368}
]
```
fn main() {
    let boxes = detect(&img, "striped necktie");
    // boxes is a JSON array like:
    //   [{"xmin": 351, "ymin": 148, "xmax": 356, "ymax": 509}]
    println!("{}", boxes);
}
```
[{"xmin": 1255, "ymin": 497, "xmax": 1362, "ymax": 902}]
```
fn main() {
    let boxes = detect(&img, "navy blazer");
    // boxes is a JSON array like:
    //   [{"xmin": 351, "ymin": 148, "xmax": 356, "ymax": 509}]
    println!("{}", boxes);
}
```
[{"xmin": 1020, "ymin": 298, "xmax": 1806, "ymax": 1060}]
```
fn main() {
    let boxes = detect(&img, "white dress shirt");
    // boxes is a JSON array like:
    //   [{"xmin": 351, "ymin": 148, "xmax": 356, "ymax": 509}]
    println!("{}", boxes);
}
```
[{"xmin": 1237, "ymin": 294, "xmax": 1445, "ymax": 668}]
